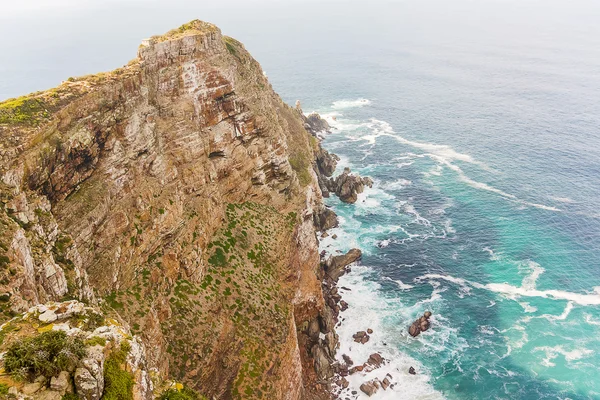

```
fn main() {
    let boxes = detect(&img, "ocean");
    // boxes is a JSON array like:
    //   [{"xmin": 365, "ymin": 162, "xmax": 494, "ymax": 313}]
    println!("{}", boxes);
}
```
[{"xmin": 2, "ymin": 0, "xmax": 600, "ymax": 398}]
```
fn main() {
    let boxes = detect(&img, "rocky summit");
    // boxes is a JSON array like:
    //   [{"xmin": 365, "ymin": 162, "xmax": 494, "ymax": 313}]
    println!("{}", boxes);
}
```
[{"xmin": 0, "ymin": 20, "xmax": 369, "ymax": 400}]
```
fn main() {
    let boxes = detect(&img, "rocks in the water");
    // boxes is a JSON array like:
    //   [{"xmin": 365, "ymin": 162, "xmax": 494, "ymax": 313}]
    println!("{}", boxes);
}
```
[
  {"xmin": 339, "ymin": 300, "xmax": 348, "ymax": 311},
  {"xmin": 367, "ymin": 353, "xmax": 384, "ymax": 367},
  {"xmin": 326, "ymin": 167, "xmax": 374, "ymax": 203},
  {"xmin": 381, "ymin": 375, "xmax": 391, "ymax": 390},
  {"xmin": 342, "ymin": 354, "xmax": 354, "ymax": 366},
  {"xmin": 332, "ymin": 234, "xmax": 338, "ymax": 239},
  {"xmin": 360, "ymin": 380, "xmax": 379, "ymax": 397},
  {"xmin": 314, "ymin": 206, "xmax": 339, "ymax": 231},
  {"xmin": 367, "ymin": 328, "xmax": 373, "ymax": 334},
  {"xmin": 352, "ymin": 330, "xmax": 370, "ymax": 344},
  {"xmin": 325, "ymin": 248, "xmax": 362, "ymax": 281},
  {"xmin": 409, "ymin": 311, "xmax": 432, "ymax": 337},
  {"xmin": 409, "ymin": 366, "xmax": 417, "ymax": 375}
]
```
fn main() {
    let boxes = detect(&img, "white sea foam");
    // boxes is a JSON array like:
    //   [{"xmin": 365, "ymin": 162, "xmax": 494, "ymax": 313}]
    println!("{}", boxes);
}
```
[
  {"xmin": 354, "ymin": 118, "xmax": 561, "ymax": 212},
  {"xmin": 534, "ymin": 345, "xmax": 593, "ymax": 367},
  {"xmin": 482, "ymin": 246, "xmax": 501, "ymax": 261},
  {"xmin": 418, "ymin": 273, "xmax": 600, "ymax": 306},
  {"xmin": 331, "ymin": 98, "xmax": 372, "ymax": 109},
  {"xmin": 334, "ymin": 266, "xmax": 445, "ymax": 400},
  {"xmin": 550, "ymin": 196, "xmax": 576, "ymax": 203},
  {"xmin": 519, "ymin": 261, "xmax": 545, "ymax": 291},
  {"xmin": 386, "ymin": 178, "xmax": 412, "ymax": 190},
  {"xmin": 395, "ymin": 279, "xmax": 415, "ymax": 290},
  {"xmin": 584, "ymin": 314, "xmax": 600, "ymax": 326}
]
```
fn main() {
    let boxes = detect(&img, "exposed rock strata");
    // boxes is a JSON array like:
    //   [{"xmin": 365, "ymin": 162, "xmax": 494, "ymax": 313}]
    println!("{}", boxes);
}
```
[{"xmin": 0, "ymin": 20, "xmax": 346, "ymax": 400}]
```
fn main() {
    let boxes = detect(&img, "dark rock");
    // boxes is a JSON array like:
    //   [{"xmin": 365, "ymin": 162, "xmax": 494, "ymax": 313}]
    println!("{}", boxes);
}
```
[
  {"xmin": 314, "ymin": 206, "xmax": 339, "ymax": 231},
  {"xmin": 353, "ymin": 331, "xmax": 367, "ymax": 342},
  {"xmin": 367, "ymin": 353, "xmax": 383, "ymax": 367},
  {"xmin": 409, "ymin": 311, "xmax": 432, "ymax": 337},
  {"xmin": 340, "ymin": 300, "xmax": 348, "ymax": 311},
  {"xmin": 367, "ymin": 328, "xmax": 373, "ymax": 334},
  {"xmin": 342, "ymin": 354, "xmax": 353, "ymax": 366},
  {"xmin": 326, "ymin": 167, "xmax": 374, "ymax": 203},
  {"xmin": 381, "ymin": 377, "xmax": 391, "ymax": 390},
  {"xmin": 332, "ymin": 234, "xmax": 338, "ymax": 239},
  {"xmin": 360, "ymin": 381, "xmax": 378, "ymax": 397},
  {"xmin": 360, "ymin": 335, "xmax": 370, "ymax": 344},
  {"xmin": 311, "ymin": 344, "xmax": 334, "ymax": 380},
  {"xmin": 325, "ymin": 248, "xmax": 362, "ymax": 281},
  {"xmin": 409, "ymin": 366, "xmax": 416, "ymax": 375}
]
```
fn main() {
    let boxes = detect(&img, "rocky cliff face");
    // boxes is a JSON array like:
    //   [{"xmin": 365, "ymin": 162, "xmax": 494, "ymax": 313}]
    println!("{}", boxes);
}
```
[{"xmin": 0, "ymin": 20, "xmax": 340, "ymax": 400}]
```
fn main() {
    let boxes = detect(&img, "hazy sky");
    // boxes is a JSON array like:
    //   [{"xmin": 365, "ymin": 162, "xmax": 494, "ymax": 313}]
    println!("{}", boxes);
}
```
[{"xmin": 1, "ymin": 0, "xmax": 599, "ymax": 100}]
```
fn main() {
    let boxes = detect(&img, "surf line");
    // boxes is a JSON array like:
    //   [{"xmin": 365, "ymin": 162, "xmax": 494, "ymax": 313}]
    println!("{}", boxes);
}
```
[
  {"xmin": 417, "ymin": 273, "xmax": 600, "ymax": 306},
  {"xmin": 348, "ymin": 118, "xmax": 561, "ymax": 212}
]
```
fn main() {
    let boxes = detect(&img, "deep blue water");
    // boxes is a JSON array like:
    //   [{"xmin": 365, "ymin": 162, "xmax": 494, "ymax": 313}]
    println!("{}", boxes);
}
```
[{"xmin": 2, "ymin": 1, "xmax": 600, "ymax": 398}]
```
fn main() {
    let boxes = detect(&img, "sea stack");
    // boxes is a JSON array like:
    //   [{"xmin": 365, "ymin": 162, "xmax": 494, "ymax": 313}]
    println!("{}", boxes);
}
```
[{"xmin": 409, "ymin": 311, "xmax": 432, "ymax": 337}]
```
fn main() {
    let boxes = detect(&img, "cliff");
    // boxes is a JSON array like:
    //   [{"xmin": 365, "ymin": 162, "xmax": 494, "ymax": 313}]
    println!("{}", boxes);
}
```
[{"xmin": 0, "ymin": 20, "xmax": 342, "ymax": 400}]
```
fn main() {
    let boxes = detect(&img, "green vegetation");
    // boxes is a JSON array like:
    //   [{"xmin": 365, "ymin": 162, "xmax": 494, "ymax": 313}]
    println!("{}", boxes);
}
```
[
  {"xmin": 61, "ymin": 393, "xmax": 79, "ymax": 400},
  {"xmin": 159, "ymin": 386, "xmax": 207, "ymax": 400},
  {"xmin": 0, "ymin": 383, "xmax": 9, "ymax": 396},
  {"xmin": 102, "ymin": 341, "xmax": 134, "ymax": 400},
  {"xmin": 85, "ymin": 336, "xmax": 107, "ymax": 347},
  {"xmin": 3, "ymin": 330, "xmax": 86, "ymax": 380},
  {"xmin": 289, "ymin": 153, "xmax": 312, "ymax": 186},
  {"xmin": 0, "ymin": 96, "xmax": 48, "ymax": 125}
]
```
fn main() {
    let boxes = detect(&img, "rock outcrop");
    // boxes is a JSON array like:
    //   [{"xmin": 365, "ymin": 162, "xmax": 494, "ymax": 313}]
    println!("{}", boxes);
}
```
[
  {"xmin": 324, "ymin": 248, "xmax": 362, "ymax": 282},
  {"xmin": 0, "ymin": 20, "xmax": 344, "ymax": 400},
  {"xmin": 0, "ymin": 301, "xmax": 152, "ymax": 400},
  {"xmin": 409, "ymin": 311, "xmax": 432, "ymax": 337},
  {"xmin": 326, "ymin": 168, "xmax": 373, "ymax": 203}
]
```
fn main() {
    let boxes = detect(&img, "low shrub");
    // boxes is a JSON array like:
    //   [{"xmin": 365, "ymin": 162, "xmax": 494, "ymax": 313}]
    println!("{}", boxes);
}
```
[
  {"xmin": 159, "ymin": 387, "xmax": 207, "ymax": 400},
  {"xmin": 102, "ymin": 341, "xmax": 134, "ymax": 400},
  {"xmin": 3, "ymin": 330, "xmax": 86, "ymax": 380}
]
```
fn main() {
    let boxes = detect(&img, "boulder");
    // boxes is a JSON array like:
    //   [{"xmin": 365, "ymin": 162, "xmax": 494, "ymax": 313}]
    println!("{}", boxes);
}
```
[
  {"xmin": 34, "ymin": 390, "xmax": 63, "ymax": 400},
  {"xmin": 382, "ymin": 376, "xmax": 391, "ymax": 390},
  {"xmin": 360, "ymin": 381, "xmax": 379, "ymax": 397},
  {"xmin": 311, "ymin": 344, "xmax": 334, "ymax": 380},
  {"xmin": 327, "ymin": 168, "xmax": 373, "ymax": 203},
  {"xmin": 367, "ymin": 328, "xmax": 373, "ymax": 334},
  {"xmin": 75, "ymin": 345, "xmax": 105, "ymax": 400},
  {"xmin": 325, "ymin": 249, "xmax": 362, "ymax": 281},
  {"xmin": 314, "ymin": 207, "xmax": 339, "ymax": 231},
  {"xmin": 22, "ymin": 382, "xmax": 43, "ymax": 395},
  {"xmin": 75, "ymin": 368, "xmax": 102, "ymax": 400},
  {"xmin": 409, "ymin": 366, "xmax": 416, "ymax": 375},
  {"xmin": 50, "ymin": 371, "xmax": 70, "ymax": 393},
  {"xmin": 409, "ymin": 311, "xmax": 432, "ymax": 337},
  {"xmin": 342, "ymin": 354, "xmax": 353, "ymax": 366},
  {"xmin": 367, "ymin": 353, "xmax": 384, "ymax": 367}
]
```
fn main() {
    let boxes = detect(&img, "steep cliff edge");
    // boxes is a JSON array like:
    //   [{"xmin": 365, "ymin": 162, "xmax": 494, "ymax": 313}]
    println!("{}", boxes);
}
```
[{"xmin": 0, "ymin": 20, "xmax": 339, "ymax": 399}]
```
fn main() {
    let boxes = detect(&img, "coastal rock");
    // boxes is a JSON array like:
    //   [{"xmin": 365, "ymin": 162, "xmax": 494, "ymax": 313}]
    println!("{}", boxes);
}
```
[
  {"xmin": 327, "ymin": 167, "xmax": 373, "ymax": 203},
  {"xmin": 367, "ymin": 353, "xmax": 384, "ymax": 367},
  {"xmin": 409, "ymin": 366, "xmax": 416, "ymax": 375},
  {"xmin": 325, "ymin": 248, "xmax": 362, "ymax": 281},
  {"xmin": 314, "ymin": 206, "xmax": 339, "ymax": 231},
  {"xmin": 311, "ymin": 344, "xmax": 334, "ymax": 380},
  {"xmin": 409, "ymin": 311, "xmax": 432, "ymax": 337},
  {"xmin": 360, "ymin": 381, "xmax": 379, "ymax": 397}
]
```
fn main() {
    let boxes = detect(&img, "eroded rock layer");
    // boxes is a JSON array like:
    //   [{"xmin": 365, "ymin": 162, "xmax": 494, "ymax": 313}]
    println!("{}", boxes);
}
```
[{"xmin": 0, "ymin": 20, "xmax": 342, "ymax": 400}]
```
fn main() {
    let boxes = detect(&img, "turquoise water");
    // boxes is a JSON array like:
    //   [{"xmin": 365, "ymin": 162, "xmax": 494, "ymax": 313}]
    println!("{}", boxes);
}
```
[{"xmin": 2, "ymin": 1, "xmax": 600, "ymax": 398}]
